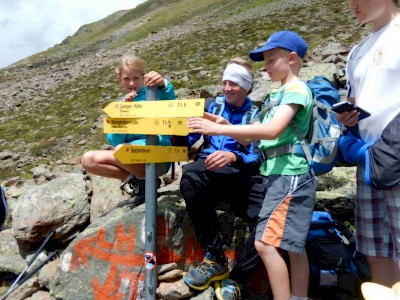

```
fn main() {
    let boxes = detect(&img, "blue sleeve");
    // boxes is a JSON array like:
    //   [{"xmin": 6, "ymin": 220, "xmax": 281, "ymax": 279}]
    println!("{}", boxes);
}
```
[
  {"xmin": 231, "ymin": 142, "xmax": 262, "ymax": 173},
  {"xmin": 188, "ymin": 133, "xmax": 202, "ymax": 147},
  {"xmin": 106, "ymin": 133, "xmax": 127, "ymax": 148},
  {"xmin": 339, "ymin": 130, "xmax": 371, "ymax": 164},
  {"xmin": 157, "ymin": 80, "xmax": 176, "ymax": 100}
]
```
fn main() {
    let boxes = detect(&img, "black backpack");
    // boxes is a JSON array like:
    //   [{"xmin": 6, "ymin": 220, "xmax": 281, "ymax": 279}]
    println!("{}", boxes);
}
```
[
  {"xmin": 0, "ymin": 185, "xmax": 8, "ymax": 229},
  {"xmin": 306, "ymin": 211, "xmax": 370, "ymax": 299}
]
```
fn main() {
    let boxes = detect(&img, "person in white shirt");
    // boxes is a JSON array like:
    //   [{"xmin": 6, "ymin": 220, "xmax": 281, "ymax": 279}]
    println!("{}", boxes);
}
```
[{"xmin": 337, "ymin": 0, "xmax": 400, "ymax": 288}]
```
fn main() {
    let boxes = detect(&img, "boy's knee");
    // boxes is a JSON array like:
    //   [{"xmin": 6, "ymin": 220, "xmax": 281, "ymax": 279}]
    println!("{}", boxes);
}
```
[
  {"xmin": 254, "ymin": 240, "xmax": 264, "ymax": 254},
  {"xmin": 255, "ymin": 240, "xmax": 277, "ymax": 257}
]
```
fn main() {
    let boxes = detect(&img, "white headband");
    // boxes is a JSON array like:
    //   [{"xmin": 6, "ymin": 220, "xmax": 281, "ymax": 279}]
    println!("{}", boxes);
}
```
[{"xmin": 222, "ymin": 63, "xmax": 253, "ymax": 92}]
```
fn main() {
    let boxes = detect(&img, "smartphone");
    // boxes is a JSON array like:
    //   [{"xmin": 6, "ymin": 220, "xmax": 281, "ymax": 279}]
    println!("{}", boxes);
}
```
[{"xmin": 331, "ymin": 101, "xmax": 371, "ymax": 120}]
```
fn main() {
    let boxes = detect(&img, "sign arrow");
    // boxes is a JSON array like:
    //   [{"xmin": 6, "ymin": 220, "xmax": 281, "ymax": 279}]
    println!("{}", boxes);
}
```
[
  {"xmin": 103, "ymin": 117, "xmax": 190, "ymax": 136},
  {"xmin": 103, "ymin": 99, "xmax": 205, "ymax": 118},
  {"xmin": 114, "ymin": 145, "xmax": 188, "ymax": 164}
]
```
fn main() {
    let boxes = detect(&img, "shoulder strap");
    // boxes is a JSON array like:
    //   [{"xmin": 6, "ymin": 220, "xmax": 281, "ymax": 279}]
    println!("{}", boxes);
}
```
[
  {"xmin": 242, "ymin": 104, "xmax": 259, "ymax": 124},
  {"xmin": 211, "ymin": 96, "xmax": 225, "ymax": 116},
  {"xmin": 260, "ymin": 86, "xmax": 312, "ymax": 161},
  {"xmin": 199, "ymin": 96, "xmax": 224, "ymax": 153}
]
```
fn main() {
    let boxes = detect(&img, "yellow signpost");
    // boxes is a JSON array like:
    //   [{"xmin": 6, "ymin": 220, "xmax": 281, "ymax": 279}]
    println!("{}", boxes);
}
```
[
  {"xmin": 103, "ymin": 99, "xmax": 205, "ymax": 118},
  {"xmin": 114, "ymin": 145, "xmax": 188, "ymax": 164},
  {"xmin": 105, "ymin": 98, "xmax": 204, "ymax": 164},
  {"xmin": 103, "ymin": 117, "xmax": 190, "ymax": 136}
]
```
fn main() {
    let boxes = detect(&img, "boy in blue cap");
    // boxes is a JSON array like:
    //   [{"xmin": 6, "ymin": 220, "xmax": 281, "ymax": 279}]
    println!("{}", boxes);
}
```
[{"xmin": 187, "ymin": 31, "xmax": 316, "ymax": 300}]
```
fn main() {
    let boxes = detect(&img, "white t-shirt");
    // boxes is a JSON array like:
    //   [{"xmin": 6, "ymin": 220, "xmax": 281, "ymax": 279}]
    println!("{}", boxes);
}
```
[{"xmin": 346, "ymin": 15, "xmax": 400, "ymax": 144}]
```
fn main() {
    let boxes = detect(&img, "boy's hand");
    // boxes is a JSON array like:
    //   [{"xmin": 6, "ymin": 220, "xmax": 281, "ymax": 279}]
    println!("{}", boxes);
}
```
[
  {"xmin": 124, "ymin": 90, "xmax": 138, "ymax": 102},
  {"xmin": 205, "ymin": 150, "xmax": 236, "ymax": 171},
  {"xmin": 187, "ymin": 117, "xmax": 221, "ymax": 136},
  {"xmin": 143, "ymin": 71, "xmax": 165, "ymax": 87},
  {"xmin": 203, "ymin": 112, "xmax": 230, "ymax": 125}
]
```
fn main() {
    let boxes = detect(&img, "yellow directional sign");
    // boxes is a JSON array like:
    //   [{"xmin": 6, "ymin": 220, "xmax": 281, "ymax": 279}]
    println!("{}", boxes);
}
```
[
  {"xmin": 103, "ymin": 117, "xmax": 190, "ymax": 136},
  {"xmin": 114, "ymin": 145, "xmax": 188, "ymax": 164},
  {"xmin": 103, "ymin": 99, "xmax": 205, "ymax": 118}
]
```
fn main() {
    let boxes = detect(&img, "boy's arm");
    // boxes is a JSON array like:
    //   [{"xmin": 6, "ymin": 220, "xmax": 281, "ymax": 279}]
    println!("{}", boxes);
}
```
[{"xmin": 188, "ymin": 104, "xmax": 298, "ymax": 141}]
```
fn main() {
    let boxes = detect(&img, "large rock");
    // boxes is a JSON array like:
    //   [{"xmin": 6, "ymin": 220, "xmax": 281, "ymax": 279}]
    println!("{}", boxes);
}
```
[
  {"xmin": 88, "ymin": 175, "xmax": 127, "ymax": 222},
  {"xmin": 11, "ymin": 173, "xmax": 90, "ymax": 247},
  {"xmin": 50, "ymin": 193, "xmax": 259, "ymax": 299},
  {"xmin": 0, "ymin": 229, "xmax": 26, "ymax": 276}
]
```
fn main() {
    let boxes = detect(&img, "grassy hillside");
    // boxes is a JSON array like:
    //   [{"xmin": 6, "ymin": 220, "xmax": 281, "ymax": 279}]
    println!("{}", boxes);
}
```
[{"xmin": 0, "ymin": 0, "xmax": 368, "ymax": 181}]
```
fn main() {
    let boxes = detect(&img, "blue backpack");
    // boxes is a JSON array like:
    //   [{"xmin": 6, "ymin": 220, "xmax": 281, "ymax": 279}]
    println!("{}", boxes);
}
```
[
  {"xmin": 262, "ymin": 76, "xmax": 344, "ymax": 175},
  {"xmin": 306, "ymin": 211, "xmax": 370, "ymax": 298}
]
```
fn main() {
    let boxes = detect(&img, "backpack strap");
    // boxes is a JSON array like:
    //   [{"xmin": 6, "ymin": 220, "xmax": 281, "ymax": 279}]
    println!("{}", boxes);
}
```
[
  {"xmin": 242, "ymin": 104, "xmax": 259, "ymax": 124},
  {"xmin": 260, "ymin": 88, "xmax": 312, "ymax": 161},
  {"xmin": 287, "ymin": 120, "xmax": 313, "ymax": 162},
  {"xmin": 210, "ymin": 95, "xmax": 225, "ymax": 116},
  {"xmin": 197, "ymin": 96, "xmax": 224, "ymax": 154},
  {"xmin": 211, "ymin": 96, "xmax": 258, "ymax": 124}
]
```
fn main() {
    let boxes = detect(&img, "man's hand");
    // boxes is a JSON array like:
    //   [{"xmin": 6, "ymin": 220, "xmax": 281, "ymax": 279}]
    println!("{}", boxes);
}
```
[{"xmin": 205, "ymin": 150, "xmax": 236, "ymax": 171}]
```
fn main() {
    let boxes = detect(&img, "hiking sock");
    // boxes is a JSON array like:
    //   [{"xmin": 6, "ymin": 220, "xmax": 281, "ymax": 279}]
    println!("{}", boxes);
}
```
[
  {"xmin": 205, "ymin": 248, "xmax": 226, "ymax": 264},
  {"xmin": 290, "ymin": 296, "xmax": 308, "ymax": 300}
]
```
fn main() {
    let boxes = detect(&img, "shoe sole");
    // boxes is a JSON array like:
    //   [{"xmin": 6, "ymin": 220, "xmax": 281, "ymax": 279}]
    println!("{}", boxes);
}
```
[
  {"xmin": 184, "ymin": 270, "xmax": 230, "ymax": 291},
  {"xmin": 214, "ymin": 280, "xmax": 241, "ymax": 300}
]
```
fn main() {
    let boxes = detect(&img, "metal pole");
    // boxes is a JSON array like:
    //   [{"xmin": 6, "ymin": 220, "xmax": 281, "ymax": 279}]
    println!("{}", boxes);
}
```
[{"xmin": 144, "ymin": 87, "xmax": 158, "ymax": 300}]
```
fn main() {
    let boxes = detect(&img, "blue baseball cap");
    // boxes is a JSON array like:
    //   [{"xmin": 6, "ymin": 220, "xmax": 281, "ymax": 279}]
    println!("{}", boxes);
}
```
[{"xmin": 249, "ymin": 31, "xmax": 308, "ymax": 61}]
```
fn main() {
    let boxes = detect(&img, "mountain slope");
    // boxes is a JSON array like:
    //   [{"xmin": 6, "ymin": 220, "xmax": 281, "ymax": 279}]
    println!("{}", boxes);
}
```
[{"xmin": 0, "ymin": 0, "xmax": 368, "ymax": 181}]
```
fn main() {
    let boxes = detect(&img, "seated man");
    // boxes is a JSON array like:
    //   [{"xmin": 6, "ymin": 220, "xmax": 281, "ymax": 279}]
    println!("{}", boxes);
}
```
[{"xmin": 181, "ymin": 58, "xmax": 265, "ymax": 299}]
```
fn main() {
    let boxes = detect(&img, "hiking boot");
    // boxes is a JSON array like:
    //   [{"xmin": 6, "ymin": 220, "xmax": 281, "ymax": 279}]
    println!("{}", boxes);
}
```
[
  {"xmin": 215, "ymin": 278, "xmax": 241, "ymax": 300},
  {"xmin": 120, "ymin": 174, "xmax": 145, "ymax": 206},
  {"xmin": 184, "ymin": 252, "xmax": 229, "ymax": 290}
]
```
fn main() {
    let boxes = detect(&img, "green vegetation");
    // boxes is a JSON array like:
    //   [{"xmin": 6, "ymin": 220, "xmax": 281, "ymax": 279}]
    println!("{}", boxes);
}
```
[{"xmin": 0, "ymin": 0, "xmax": 369, "ymax": 181}]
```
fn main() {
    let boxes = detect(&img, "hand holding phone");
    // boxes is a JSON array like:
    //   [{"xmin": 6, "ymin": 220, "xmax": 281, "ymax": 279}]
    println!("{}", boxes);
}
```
[{"xmin": 332, "ymin": 101, "xmax": 371, "ymax": 120}]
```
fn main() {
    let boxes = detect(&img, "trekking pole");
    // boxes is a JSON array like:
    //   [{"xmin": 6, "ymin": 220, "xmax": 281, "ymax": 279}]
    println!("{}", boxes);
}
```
[
  {"xmin": 0, "ymin": 230, "xmax": 56, "ymax": 300},
  {"xmin": 0, "ymin": 251, "xmax": 58, "ymax": 300},
  {"xmin": 144, "ymin": 87, "xmax": 158, "ymax": 300}
]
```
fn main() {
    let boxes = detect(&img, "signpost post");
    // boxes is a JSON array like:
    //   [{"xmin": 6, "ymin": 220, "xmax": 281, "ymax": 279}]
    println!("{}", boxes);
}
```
[
  {"xmin": 103, "ymin": 95, "xmax": 204, "ymax": 299},
  {"xmin": 144, "ymin": 87, "xmax": 158, "ymax": 300}
]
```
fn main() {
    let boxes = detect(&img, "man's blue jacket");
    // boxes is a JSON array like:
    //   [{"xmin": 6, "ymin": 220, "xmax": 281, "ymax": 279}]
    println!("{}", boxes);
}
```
[{"xmin": 189, "ymin": 95, "xmax": 262, "ymax": 173}]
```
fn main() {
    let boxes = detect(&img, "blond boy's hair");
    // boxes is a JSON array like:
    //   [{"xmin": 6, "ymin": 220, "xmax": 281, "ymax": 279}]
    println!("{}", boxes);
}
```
[
  {"xmin": 116, "ymin": 55, "xmax": 146, "ymax": 78},
  {"xmin": 271, "ymin": 48, "xmax": 304, "ymax": 68}
]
